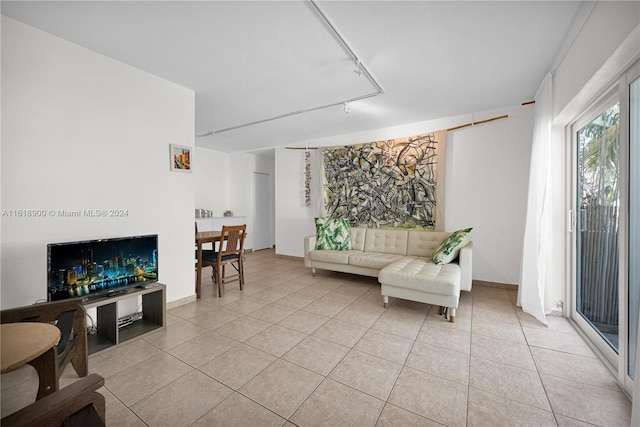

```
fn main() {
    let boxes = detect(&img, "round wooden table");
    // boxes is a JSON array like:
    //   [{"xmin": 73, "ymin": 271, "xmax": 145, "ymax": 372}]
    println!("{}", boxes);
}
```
[
  {"xmin": 1, "ymin": 323, "xmax": 61, "ymax": 398},
  {"xmin": 1, "ymin": 323, "xmax": 61, "ymax": 373}
]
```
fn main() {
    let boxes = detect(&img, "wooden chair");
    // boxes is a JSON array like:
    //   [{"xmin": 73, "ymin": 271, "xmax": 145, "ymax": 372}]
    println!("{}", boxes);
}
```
[
  {"xmin": 195, "ymin": 221, "xmax": 217, "ymax": 274},
  {"xmin": 1, "ymin": 373, "xmax": 105, "ymax": 427},
  {"xmin": 212, "ymin": 224, "xmax": 246, "ymax": 297},
  {"xmin": 1, "ymin": 299, "xmax": 89, "ymax": 399}
]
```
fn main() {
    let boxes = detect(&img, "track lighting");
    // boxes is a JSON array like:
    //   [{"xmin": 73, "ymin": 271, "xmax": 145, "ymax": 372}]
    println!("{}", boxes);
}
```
[
  {"xmin": 210, "ymin": 1, "xmax": 383, "ymax": 135},
  {"xmin": 353, "ymin": 60, "xmax": 362, "ymax": 77}
]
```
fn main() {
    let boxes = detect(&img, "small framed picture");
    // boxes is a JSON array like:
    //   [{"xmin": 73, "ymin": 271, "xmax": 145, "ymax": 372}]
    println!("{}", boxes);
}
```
[{"xmin": 170, "ymin": 144, "xmax": 192, "ymax": 172}]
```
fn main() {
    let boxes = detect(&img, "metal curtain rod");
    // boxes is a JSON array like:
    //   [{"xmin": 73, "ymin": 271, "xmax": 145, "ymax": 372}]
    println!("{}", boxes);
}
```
[
  {"xmin": 445, "ymin": 114, "xmax": 508, "ymax": 132},
  {"xmin": 285, "ymin": 113, "xmax": 510, "ymax": 150}
]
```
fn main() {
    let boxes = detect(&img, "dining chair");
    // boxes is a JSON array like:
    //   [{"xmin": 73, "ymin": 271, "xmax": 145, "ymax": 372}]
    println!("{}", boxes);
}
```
[
  {"xmin": 1, "ymin": 299, "xmax": 89, "ymax": 399},
  {"xmin": 212, "ymin": 224, "xmax": 246, "ymax": 297},
  {"xmin": 195, "ymin": 221, "xmax": 217, "ymax": 272},
  {"xmin": 1, "ymin": 373, "xmax": 105, "ymax": 427}
]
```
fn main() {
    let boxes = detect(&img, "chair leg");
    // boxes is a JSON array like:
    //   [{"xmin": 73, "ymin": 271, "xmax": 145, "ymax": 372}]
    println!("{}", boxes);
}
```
[
  {"xmin": 216, "ymin": 265, "xmax": 223, "ymax": 297},
  {"xmin": 239, "ymin": 258, "xmax": 245, "ymax": 291}
]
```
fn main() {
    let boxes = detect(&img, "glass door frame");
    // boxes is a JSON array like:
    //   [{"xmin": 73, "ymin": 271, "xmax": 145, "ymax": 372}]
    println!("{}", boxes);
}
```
[
  {"xmin": 567, "ymin": 59, "xmax": 639, "ymax": 396},
  {"xmin": 622, "ymin": 59, "xmax": 639, "ymax": 394},
  {"xmin": 569, "ymin": 86, "xmax": 622, "ymax": 372}
]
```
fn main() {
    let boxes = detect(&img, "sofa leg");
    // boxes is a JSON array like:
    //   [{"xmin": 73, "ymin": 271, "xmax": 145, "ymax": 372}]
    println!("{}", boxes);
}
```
[
  {"xmin": 439, "ymin": 306, "xmax": 444, "ymax": 315},
  {"xmin": 449, "ymin": 307, "xmax": 456, "ymax": 323},
  {"xmin": 383, "ymin": 295, "xmax": 389, "ymax": 309},
  {"xmin": 311, "ymin": 267, "xmax": 316, "ymax": 277}
]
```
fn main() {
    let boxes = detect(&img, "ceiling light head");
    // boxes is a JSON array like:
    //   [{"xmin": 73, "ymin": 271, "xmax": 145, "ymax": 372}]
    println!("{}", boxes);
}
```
[
  {"xmin": 353, "ymin": 60, "xmax": 362, "ymax": 77},
  {"xmin": 343, "ymin": 102, "xmax": 351, "ymax": 114}
]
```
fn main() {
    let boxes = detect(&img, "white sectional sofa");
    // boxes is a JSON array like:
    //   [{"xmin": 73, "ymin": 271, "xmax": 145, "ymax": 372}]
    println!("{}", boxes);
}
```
[{"xmin": 304, "ymin": 227, "xmax": 472, "ymax": 322}]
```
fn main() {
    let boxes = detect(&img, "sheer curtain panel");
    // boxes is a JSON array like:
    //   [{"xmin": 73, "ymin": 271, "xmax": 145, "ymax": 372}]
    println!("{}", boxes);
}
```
[{"xmin": 517, "ymin": 73, "xmax": 554, "ymax": 325}]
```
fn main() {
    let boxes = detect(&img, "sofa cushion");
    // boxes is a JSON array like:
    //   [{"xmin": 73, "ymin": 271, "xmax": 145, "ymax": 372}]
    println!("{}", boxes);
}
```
[
  {"xmin": 314, "ymin": 218, "xmax": 352, "ymax": 251},
  {"xmin": 309, "ymin": 250, "xmax": 363, "ymax": 265},
  {"xmin": 407, "ymin": 230, "xmax": 451, "ymax": 257},
  {"xmin": 363, "ymin": 228, "xmax": 408, "ymax": 255},
  {"xmin": 350, "ymin": 227, "xmax": 367, "ymax": 251},
  {"xmin": 379, "ymin": 257, "xmax": 461, "ymax": 296},
  {"xmin": 432, "ymin": 228, "xmax": 472, "ymax": 265},
  {"xmin": 348, "ymin": 252, "xmax": 405, "ymax": 269}
]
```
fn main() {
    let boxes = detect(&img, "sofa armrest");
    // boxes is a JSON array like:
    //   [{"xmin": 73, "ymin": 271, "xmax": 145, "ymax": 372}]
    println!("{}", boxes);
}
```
[
  {"xmin": 304, "ymin": 235, "xmax": 316, "ymax": 267},
  {"xmin": 458, "ymin": 241, "xmax": 473, "ymax": 292}
]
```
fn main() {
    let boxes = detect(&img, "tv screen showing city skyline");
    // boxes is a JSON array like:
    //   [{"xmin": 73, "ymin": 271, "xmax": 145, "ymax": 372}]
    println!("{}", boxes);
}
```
[{"xmin": 48, "ymin": 234, "xmax": 158, "ymax": 301}]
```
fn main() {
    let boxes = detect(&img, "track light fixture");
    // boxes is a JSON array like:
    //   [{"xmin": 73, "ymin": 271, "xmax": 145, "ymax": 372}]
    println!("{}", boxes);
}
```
[
  {"xmin": 204, "ymin": 0, "xmax": 383, "ymax": 135},
  {"xmin": 353, "ymin": 60, "xmax": 362, "ymax": 77}
]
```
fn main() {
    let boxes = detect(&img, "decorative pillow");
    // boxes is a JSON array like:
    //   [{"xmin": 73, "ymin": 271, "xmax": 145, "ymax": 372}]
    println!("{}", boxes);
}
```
[
  {"xmin": 432, "ymin": 228, "xmax": 472, "ymax": 265},
  {"xmin": 314, "ymin": 218, "xmax": 352, "ymax": 251}
]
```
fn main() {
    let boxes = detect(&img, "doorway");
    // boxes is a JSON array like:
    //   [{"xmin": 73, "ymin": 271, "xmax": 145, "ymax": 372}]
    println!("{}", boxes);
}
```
[{"xmin": 253, "ymin": 172, "xmax": 272, "ymax": 251}]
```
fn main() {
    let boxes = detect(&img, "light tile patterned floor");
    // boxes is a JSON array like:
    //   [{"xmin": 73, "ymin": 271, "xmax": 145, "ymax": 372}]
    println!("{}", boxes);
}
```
[{"xmin": 1, "ymin": 249, "xmax": 632, "ymax": 426}]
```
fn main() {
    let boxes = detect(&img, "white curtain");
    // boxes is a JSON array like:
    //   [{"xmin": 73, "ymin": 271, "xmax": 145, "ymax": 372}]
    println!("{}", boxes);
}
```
[{"xmin": 517, "ymin": 73, "xmax": 554, "ymax": 325}]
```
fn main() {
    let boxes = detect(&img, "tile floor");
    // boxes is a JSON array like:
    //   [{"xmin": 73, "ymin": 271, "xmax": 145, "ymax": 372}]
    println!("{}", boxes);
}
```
[{"xmin": 1, "ymin": 249, "xmax": 633, "ymax": 426}]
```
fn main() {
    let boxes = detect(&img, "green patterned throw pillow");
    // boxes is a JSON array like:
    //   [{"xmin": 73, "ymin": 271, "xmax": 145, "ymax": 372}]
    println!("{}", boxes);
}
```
[
  {"xmin": 314, "ymin": 218, "xmax": 352, "ymax": 251},
  {"xmin": 432, "ymin": 228, "xmax": 472, "ymax": 265}
]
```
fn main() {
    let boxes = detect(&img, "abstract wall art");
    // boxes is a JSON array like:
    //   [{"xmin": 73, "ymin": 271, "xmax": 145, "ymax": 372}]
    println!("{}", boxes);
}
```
[{"xmin": 322, "ymin": 131, "xmax": 445, "ymax": 229}]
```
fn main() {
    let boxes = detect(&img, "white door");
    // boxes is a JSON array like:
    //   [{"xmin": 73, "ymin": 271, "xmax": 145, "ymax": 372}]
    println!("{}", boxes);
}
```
[{"xmin": 253, "ymin": 172, "xmax": 272, "ymax": 251}]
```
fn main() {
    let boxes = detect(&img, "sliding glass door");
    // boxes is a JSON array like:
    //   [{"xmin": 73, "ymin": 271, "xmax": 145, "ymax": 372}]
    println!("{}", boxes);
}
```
[
  {"xmin": 571, "ymin": 59, "xmax": 639, "ymax": 394},
  {"xmin": 575, "ymin": 100, "xmax": 621, "ymax": 355}
]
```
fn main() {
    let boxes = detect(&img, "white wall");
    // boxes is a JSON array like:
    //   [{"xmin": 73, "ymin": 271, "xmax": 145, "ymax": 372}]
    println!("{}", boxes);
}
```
[
  {"xmin": 553, "ymin": 1, "xmax": 640, "ymax": 119},
  {"xmin": 275, "ymin": 145, "xmax": 321, "ymax": 257},
  {"xmin": 275, "ymin": 105, "xmax": 534, "ymax": 285},
  {"xmin": 193, "ymin": 146, "xmax": 229, "ymax": 216},
  {"xmin": 0, "ymin": 17, "xmax": 195, "ymax": 308},
  {"xmin": 193, "ymin": 150, "xmax": 276, "ymax": 251},
  {"xmin": 446, "ymin": 105, "xmax": 533, "ymax": 283},
  {"xmin": 227, "ymin": 153, "xmax": 255, "ymax": 250}
]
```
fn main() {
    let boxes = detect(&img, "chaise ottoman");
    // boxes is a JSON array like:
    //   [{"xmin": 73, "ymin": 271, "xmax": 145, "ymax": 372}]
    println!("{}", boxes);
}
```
[{"xmin": 379, "ymin": 257, "xmax": 462, "ymax": 322}]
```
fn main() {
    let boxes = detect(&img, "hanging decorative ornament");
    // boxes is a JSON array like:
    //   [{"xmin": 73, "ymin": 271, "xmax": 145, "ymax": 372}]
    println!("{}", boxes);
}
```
[{"xmin": 304, "ymin": 149, "xmax": 311, "ymax": 207}]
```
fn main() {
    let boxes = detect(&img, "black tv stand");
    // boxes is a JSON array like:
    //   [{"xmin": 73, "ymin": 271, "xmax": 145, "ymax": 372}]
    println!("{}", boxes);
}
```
[{"xmin": 83, "ymin": 283, "xmax": 165, "ymax": 354}]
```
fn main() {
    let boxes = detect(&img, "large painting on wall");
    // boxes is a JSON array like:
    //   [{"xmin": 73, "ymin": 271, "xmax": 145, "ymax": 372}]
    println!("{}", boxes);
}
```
[{"xmin": 322, "ymin": 131, "xmax": 444, "ymax": 229}]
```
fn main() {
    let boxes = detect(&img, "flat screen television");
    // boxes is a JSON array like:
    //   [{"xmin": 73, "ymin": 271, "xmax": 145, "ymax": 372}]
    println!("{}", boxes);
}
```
[{"xmin": 47, "ymin": 234, "xmax": 158, "ymax": 301}]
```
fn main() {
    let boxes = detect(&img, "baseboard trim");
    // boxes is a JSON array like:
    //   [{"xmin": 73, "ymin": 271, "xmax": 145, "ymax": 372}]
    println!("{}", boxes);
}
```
[
  {"xmin": 166, "ymin": 294, "xmax": 196, "ymax": 310},
  {"xmin": 472, "ymin": 279, "xmax": 518, "ymax": 290},
  {"xmin": 276, "ymin": 253, "xmax": 304, "ymax": 261}
]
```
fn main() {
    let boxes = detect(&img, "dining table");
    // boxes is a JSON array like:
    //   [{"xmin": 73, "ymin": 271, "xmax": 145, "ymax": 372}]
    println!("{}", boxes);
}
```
[
  {"xmin": 195, "ymin": 230, "xmax": 224, "ymax": 299},
  {"xmin": 1, "ymin": 322, "xmax": 61, "ymax": 399}
]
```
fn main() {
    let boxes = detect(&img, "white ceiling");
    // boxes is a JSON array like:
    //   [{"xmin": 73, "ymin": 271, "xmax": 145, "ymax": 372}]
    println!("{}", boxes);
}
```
[{"xmin": 1, "ymin": 1, "xmax": 587, "ymax": 153}]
